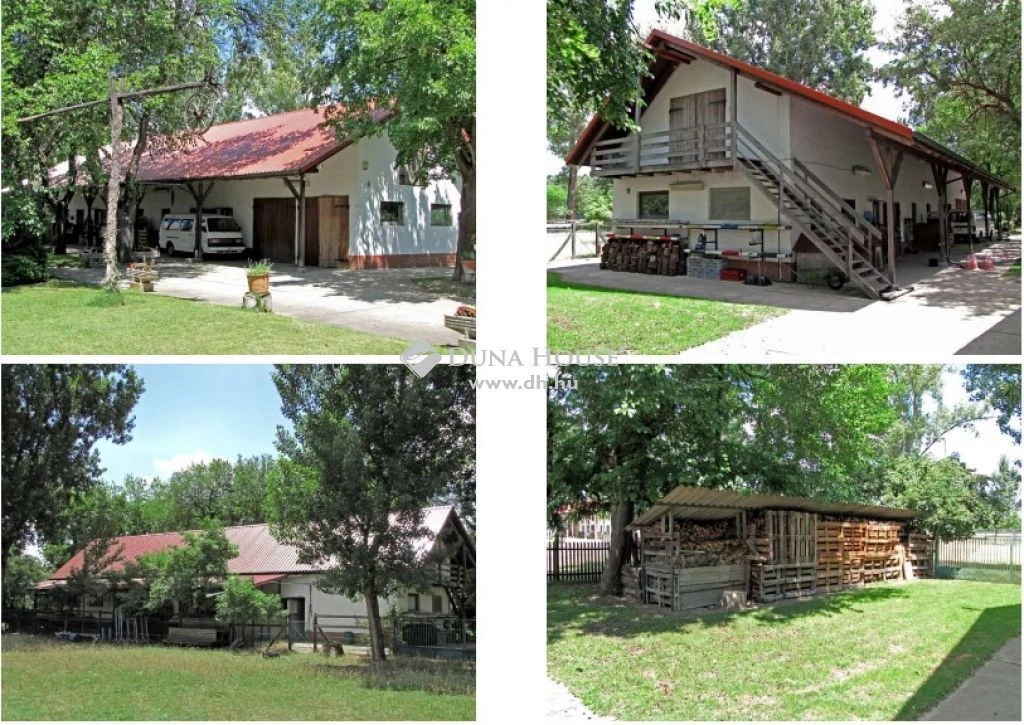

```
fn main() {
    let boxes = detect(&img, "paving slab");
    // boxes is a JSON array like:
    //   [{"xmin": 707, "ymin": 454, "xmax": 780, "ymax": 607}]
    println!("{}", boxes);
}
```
[
  {"xmin": 552, "ymin": 237, "xmax": 1021, "ymax": 359},
  {"xmin": 53, "ymin": 258, "xmax": 473, "ymax": 346},
  {"xmin": 546, "ymin": 677, "xmax": 613, "ymax": 721},
  {"xmin": 921, "ymin": 636, "xmax": 1021, "ymax": 721}
]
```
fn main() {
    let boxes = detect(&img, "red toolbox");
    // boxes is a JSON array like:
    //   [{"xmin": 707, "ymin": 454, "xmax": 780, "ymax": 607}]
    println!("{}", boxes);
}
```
[{"xmin": 720, "ymin": 267, "xmax": 747, "ymax": 282}]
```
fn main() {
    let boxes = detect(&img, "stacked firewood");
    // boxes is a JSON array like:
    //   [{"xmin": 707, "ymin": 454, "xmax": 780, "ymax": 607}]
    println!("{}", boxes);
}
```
[
  {"xmin": 639, "ymin": 519, "xmax": 746, "ymax": 568},
  {"xmin": 600, "ymin": 238, "xmax": 684, "ymax": 275}
]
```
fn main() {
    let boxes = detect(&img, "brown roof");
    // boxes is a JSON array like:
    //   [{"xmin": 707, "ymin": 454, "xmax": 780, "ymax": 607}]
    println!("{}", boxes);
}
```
[
  {"xmin": 46, "ymin": 505, "xmax": 464, "ymax": 583},
  {"xmin": 630, "ymin": 485, "xmax": 917, "ymax": 528}
]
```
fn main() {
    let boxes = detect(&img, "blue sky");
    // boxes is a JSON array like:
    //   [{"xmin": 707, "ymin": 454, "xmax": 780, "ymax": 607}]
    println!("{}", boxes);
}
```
[{"xmin": 95, "ymin": 365, "xmax": 288, "ymax": 484}]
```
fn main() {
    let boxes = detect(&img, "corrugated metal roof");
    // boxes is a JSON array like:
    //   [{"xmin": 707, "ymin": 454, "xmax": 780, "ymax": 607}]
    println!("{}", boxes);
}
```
[
  {"xmin": 46, "ymin": 505, "xmax": 461, "ymax": 583},
  {"xmin": 629, "ymin": 485, "xmax": 917, "ymax": 528}
]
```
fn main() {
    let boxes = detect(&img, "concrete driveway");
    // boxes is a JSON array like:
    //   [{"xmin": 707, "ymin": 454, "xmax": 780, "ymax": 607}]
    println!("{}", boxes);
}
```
[
  {"xmin": 54, "ymin": 258, "xmax": 473, "ymax": 346},
  {"xmin": 921, "ymin": 636, "xmax": 1021, "ymax": 721},
  {"xmin": 551, "ymin": 237, "xmax": 1021, "ymax": 359}
]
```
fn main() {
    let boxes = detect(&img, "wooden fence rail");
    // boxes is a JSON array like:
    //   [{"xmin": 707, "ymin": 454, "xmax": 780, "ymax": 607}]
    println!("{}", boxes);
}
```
[
  {"xmin": 547, "ymin": 539, "xmax": 610, "ymax": 583},
  {"xmin": 937, "ymin": 531, "xmax": 1021, "ymax": 570}
]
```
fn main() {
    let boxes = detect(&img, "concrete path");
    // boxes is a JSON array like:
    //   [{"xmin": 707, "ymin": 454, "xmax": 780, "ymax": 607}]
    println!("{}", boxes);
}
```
[
  {"xmin": 546, "ymin": 677, "xmax": 613, "ymax": 721},
  {"xmin": 54, "ymin": 259, "xmax": 473, "ymax": 346},
  {"xmin": 921, "ymin": 636, "xmax": 1021, "ymax": 721},
  {"xmin": 552, "ymin": 237, "xmax": 1021, "ymax": 359}
]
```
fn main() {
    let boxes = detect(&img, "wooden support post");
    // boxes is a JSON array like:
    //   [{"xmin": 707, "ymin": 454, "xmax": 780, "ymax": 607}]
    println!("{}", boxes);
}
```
[
  {"xmin": 298, "ymin": 173, "xmax": 307, "ymax": 267},
  {"xmin": 981, "ymin": 181, "xmax": 991, "ymax": 240},
  {"xmin": 867, "ymin": 133, "xmax": 902, "ymax": 286},
  {"xmin": 932, "ymin": 163, "xmax": 950, "ymax": 260},
  {"xmin": 313, "ymin": 614, "xmax": 317, "ymax": 652},
  {"xmin": 730, "ymin": 69, "xmax": 738, "ymax": 168},
  {"xmin": 962, "ymin": 172, "xmax": 975, "ymax": 253}
]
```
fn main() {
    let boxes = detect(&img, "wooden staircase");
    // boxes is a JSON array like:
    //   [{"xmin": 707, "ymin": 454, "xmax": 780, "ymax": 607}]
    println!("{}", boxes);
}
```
[
  {"xmin": 733, "ymin": 122, "xmax": 900, "ymax": 300},
  {"xmin": 440, "ymin": 562, "xmax": 468, "ymax": 618}
]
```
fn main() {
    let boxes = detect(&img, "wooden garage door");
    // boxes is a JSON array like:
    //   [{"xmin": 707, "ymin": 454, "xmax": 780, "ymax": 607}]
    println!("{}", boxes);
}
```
[
  {"xmin": 253, "ymin": 198, "xmax": 295, "ymax": 264},
  {"xmin": 318, "ymin": 196, "xmax": 349, "ymax": 267},
  {"xmin": 253, "ymin": 197, "xmax": 321, "ymax": 265}
]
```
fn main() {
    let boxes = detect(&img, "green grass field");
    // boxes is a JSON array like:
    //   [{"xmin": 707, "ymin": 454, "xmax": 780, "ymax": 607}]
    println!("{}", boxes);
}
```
[
  {"xmin": 547, "ymin": 271, "xmax": 784, "ymax": 354},
  {"xmin": 1, "ymin": 281, "xmax": 407, "ymax": 354},
  {"xmin": 1, "ymin": 637, "xmax": 474, "ymax": 720},
  {"xmin": 548, "ymin": 580, "xmax": 1020, "ymax": 720}
]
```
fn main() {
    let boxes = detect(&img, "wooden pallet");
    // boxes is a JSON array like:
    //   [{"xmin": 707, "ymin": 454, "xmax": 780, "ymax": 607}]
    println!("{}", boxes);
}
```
[{"xmin": 752, "ymin": 563, "xmax": 817, "ymax": 602}]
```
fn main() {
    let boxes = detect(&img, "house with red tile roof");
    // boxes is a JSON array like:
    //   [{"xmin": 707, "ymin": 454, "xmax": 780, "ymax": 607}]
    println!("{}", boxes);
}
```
[
  {"xmin": 35, "ymin": 506, "xmax": 475, "ymax": 643},
  {"xmin": 61, "ymin": 106, "xmax": 460, "ymax": 269},
  {"xmin": 566, "ymin": 31, "xmax": 1015, "ymax": 300}
]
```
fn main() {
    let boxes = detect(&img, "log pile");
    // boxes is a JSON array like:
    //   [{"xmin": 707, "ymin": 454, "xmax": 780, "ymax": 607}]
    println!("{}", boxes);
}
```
[
  {"xmin": 639, "ymin": 519, "xmax": 746, "ymax": 569},
  {"xmin": 600, "ymin": 238, "xmax": 685, "ymax": 275}
]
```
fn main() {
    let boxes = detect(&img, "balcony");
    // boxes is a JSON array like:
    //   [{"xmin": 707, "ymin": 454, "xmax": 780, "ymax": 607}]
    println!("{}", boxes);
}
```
[{"xmin": 590, "ymin": 122, "xmax": 735, "ymax": 177}]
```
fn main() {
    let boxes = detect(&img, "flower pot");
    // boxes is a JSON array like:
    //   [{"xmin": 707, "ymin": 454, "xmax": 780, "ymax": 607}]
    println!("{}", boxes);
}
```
[{"xmin": 247, "ymin": 273, "xmax": 270, "ymax": 294}]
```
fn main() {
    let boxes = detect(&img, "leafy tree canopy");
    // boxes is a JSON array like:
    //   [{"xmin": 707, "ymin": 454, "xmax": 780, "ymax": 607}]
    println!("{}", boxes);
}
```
[
  {"xmin": 1, "ymin": 365, "xmax": 143, "ymax": 568},
  {"xmin": 962, "ymin": 364, "xmax": 1021, "ymax": 444}
]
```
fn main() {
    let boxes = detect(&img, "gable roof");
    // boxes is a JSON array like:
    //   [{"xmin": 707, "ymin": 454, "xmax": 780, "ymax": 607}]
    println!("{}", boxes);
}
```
[
  {"xmin": 49, "ymin": 105, "xmax": 393, "ymax": 186},
  {"xmin": 46, "ymin": 505, "xmax": 470, "ymax": 583},
  {"xmin": 567, "ymin": 30, "xmax": 1013, "ymax": 190}
]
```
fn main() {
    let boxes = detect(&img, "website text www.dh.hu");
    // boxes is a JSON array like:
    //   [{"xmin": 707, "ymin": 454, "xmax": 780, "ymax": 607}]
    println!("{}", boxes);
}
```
[{"xmin": 400, "ymin": 340, "xmax": 617, "ymax": 381}]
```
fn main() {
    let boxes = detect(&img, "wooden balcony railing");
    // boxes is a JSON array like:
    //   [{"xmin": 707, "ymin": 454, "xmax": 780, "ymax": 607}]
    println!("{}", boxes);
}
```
[{"xmin": 590, "ymin": 122, "xmax": 735, "ymax": 176}]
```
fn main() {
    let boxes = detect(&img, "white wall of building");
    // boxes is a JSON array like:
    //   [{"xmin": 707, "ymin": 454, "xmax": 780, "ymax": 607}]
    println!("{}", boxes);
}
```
[
  {"xmin": 65, "ymin": 134, "xmax": 460, "ymax": 264},
  {"xmin": 352, "ymin": 135, "xmax": 460, "ymax": 261}
]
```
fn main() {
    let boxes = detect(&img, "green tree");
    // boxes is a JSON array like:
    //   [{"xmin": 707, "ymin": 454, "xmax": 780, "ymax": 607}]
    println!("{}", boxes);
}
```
[
  {"xmin": 145, "ymin": 526, "xmax": 238, "ymax": 621},
  {"xmin": 883, "ymin": 454, "xmax": 993, "ymax": 539},
  {"xmin": 686, "ymin": 0, "xmax": 876, "ymax": 104},
  {"xmin": 962, "ymin": 364, "xmax": 1021, "ymax": 444},
  {"xmin": 269, "ymin": 365, "xmax": 475, "ymax": 660},
  {"xmin": 309, "ymin": 0, "xmax": 475, "ymax": 281},
  {"xmin": 1, "ymin": 365, "xmax": 143, "ymax": 569},
  {"xmin": 2, "ymin": 553, "xmax": 51, "ymax": 610},
  {"xmin": 880, "ymin": 0, "xmax": 1021, "ymax": 214},
  {"xmin": 215, "ymin": 575, "xmax": 287, "ymax": 647}
]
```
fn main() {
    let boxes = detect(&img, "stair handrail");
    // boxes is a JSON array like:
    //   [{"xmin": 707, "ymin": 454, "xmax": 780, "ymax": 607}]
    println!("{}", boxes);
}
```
[
  {"xmin": 733, "ymin": 122, "xmax": 876, "ymax": 258},
  {"xmin": 792, "ymin": 158, "xmax": 883, "ymax": 247}
]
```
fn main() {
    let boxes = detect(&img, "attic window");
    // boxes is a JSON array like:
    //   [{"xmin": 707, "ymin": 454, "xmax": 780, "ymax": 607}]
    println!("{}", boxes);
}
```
[{"xmin": 407, "ymin": 593, "xmax": 420, "ymax": 612}]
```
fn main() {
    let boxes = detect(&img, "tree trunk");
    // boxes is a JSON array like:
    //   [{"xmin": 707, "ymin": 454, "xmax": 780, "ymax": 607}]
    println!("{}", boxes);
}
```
[
  {"xmin": 451, "ymin": 121, "xmax": 475, "ymax": 282},
  {"xmin": 598, "ymin": 500, "xmax": 635, "ymax": 596},
  {"xmin": 566, "ymin": 165, "xmax": 578, "ymax": 221},
  {"xmin": 363, "ymin": 582, "xmax": 387, "ymax": 662},
  {"xmin": 103, "ymin": 76, "xmax": 123, "ymax": 289}
]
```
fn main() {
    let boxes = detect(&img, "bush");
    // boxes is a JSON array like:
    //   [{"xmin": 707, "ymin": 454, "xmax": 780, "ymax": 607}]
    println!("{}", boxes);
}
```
[{"xmin": 2, "ymin": 252, "xmax": 48, "ymax": 287}]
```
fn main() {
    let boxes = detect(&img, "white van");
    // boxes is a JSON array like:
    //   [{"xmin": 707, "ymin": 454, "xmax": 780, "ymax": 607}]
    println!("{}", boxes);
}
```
[{"xmin": 158, "ymin": 214, "xmax": 247, "ymax": 257}]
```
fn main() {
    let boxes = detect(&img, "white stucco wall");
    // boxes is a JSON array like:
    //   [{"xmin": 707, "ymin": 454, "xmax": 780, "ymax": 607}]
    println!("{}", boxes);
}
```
[
  {"xmin": 351, "ymin": 135, "xmax": 460, "ymax": 260},
  {"xmin": 65, "ymin": 133, "xmax": 460, "ymax": 264}
]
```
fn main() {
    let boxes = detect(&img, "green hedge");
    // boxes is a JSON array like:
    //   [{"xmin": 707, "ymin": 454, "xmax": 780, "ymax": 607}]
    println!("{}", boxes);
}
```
[{"xmin": 935, "ymin": 565, "xmax": 1022, "ymax": 584}]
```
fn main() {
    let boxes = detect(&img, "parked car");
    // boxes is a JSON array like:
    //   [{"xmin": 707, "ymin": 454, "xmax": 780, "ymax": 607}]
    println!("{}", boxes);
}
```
[
  {"xmin": 158, "ymin": 214, "xmax": 247, "ymax": 257},
  {"xmin": 947, "ymin": 211, "xmax": 977, "ymax": 243}
]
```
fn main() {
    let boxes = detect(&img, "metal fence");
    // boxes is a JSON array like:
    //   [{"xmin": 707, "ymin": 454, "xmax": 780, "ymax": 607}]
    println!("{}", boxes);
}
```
[
  {"xmin": 547, "ymin": 538, "xmax": 610, "ymax": 583},
  {"xmin": 937, "ymin": 530, "xmax": 1021, "ymax": 570}
]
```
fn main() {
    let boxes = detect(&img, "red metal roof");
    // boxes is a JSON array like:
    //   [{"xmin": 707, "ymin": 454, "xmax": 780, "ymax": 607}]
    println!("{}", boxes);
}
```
[
  {"xmin": 45, "ymin": 505, "xmax": 461, "ymax": 583},
  {"xmin": 136, "ymin": 106, "xmax": 392, "ymax": 182},
  {"xmin": 565, "ymin": 30, "xmax": 1009, "ymax": 189}
]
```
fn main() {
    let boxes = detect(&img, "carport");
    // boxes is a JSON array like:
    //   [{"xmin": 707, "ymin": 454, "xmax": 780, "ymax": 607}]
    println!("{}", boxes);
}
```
[{"xmin": 133, "ymin": 108, "xmax": 389, "ymax": 266}]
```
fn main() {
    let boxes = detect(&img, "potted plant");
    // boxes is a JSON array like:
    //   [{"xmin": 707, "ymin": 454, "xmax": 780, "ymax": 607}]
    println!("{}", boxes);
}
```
[
  {"xmin": 444, "ymin": 304, "xmax": 476, "ymax": 343},
  {"xmin": 245, "ymin": 259, "xmax": 272, "ymax": 294}
]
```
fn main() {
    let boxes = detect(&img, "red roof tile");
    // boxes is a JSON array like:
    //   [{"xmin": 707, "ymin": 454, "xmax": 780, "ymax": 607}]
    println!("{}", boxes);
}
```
[
  {"xmin": 46, "ymin": 506, "xmax": 460, "ymax": 582},
  {"xmin": 136, "ymin": 106, "xmax": 392, "ymax": 182}
]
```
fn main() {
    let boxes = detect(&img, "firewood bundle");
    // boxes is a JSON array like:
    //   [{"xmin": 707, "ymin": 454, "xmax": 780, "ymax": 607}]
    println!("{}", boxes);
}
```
[
  {"xmin": 640, "ymin": 519, "xmax": 746, "ymax": 568},
  {"xmin": 600, "ymin": 238, "xmax": 684, "ymax": 275}
]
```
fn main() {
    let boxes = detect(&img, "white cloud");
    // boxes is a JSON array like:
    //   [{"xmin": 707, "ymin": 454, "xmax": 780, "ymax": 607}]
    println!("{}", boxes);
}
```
[{"xmin": 152, "ymin": 450, "xmax": 216, "ymax": 478}]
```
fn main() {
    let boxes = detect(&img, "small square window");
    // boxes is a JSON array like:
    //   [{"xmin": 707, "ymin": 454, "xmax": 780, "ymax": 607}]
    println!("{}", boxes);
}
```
[
  {"xmin": 431, "ymin": 204, "xmax": 453, "ymax": 226},
  {"xmin": 638, "ymin": 191, "xmax": 669, "ymax": 219},
  {"xmin": 380, "ymin": 201, "xmax": 404, "ymax": 224}
]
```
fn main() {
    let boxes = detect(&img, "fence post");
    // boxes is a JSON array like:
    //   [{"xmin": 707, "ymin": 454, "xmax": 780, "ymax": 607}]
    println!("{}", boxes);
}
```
[
  {"xmin": 552, "ymin": 531, "xmax": 561, "ymax": 583},
  {"xmin": 313, "ymin": 614, "xmax": 317, "ymax": 652}
]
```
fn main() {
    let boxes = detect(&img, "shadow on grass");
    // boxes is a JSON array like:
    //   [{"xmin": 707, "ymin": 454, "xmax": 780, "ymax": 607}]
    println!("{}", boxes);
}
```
[
  {"xmin": 547, "ymin": 582, "xmax": 912, "ymax": 644},
  {"xmin": 895, "ymin": 602, "xmax": 1021, "ymax": 720}
]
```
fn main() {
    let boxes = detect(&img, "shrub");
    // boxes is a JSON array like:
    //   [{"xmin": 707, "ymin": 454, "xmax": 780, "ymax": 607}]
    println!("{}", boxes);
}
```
[{"xmin": 2, "ymin": 252, "xmax": 48, "ymax": 287}]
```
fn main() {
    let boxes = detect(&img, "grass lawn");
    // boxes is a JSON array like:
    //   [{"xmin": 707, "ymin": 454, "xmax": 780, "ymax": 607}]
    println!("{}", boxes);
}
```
[
  {"xmin": 1006, "ymin": 259, "xmax": 1021, "ymax": 278},
  {"xmin": 547, "ymin": 271, "xmax": 784, "ymax": 354},
  {"xmin": 1, "ymin": 281, "xmax": 407, "ymax": 354},
  {"xmin": 47, "ymin": 252, "xmax": 84, "ymax": 268},
  {"xmin": 548, "ymin": 580, "xmax": 1021, "ymax": 720},
  {"xmin": 1, "ymin": 637, "xmax": 474, "ymax": 720}
]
